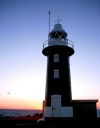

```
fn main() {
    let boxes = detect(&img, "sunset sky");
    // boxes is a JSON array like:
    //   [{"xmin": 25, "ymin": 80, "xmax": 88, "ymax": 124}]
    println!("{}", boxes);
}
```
[{"xmin": 0, "ymin": 0, "xmax": 100, "ymax": 110}]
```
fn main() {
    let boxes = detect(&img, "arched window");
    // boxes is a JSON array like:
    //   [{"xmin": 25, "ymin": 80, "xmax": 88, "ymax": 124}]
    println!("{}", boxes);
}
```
[
  {"xmin": 54, "ymin": 54, "xmax": 59, "ymax": 62},
  {"xmin": 54, "ymin": 69, "xmax": 59, "ymax": 78}
]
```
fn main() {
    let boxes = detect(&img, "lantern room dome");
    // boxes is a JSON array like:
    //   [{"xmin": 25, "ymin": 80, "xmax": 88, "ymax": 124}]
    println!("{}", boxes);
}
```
[{"xmin": 49, "ymin": 23, "xmax": 67, "ymax": 36}]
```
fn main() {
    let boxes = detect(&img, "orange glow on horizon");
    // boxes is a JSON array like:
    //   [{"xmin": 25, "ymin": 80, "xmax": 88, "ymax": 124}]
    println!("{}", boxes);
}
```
[
  {"xmin": 0, "ymin": 97, "xmax": 43, "ymax": 110},
  {"xmin": 0, "ymin": 104, "xmax": 42, "ymax": 110}
]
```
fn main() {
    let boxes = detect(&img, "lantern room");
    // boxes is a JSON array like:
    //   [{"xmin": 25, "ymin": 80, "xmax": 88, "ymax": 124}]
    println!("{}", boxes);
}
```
[{"xmin": 48, "ymin": 24, "xmax": 67, "ymax": 42}]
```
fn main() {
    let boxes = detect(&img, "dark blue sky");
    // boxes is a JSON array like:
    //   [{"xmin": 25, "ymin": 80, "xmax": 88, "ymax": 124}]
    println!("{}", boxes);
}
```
[{"xmin": 0, "ymin": 0, "xmax": 100, "ymax": 109}]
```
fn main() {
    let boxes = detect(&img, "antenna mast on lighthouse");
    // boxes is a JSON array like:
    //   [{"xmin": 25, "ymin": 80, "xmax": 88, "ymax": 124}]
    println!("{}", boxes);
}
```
[{"xmin": 48, "ymin": 11, "xmax": 50, "ymax": 35}]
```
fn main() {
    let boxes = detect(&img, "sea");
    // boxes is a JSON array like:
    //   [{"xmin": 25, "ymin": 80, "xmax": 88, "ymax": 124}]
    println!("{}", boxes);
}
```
[
  {"xmin": 0, "ymin": 109, "xmax": 100, "ymax": 117},
  {"xmin": 0, "ymin": 109, "xmax": 42, "ymax": 117}
]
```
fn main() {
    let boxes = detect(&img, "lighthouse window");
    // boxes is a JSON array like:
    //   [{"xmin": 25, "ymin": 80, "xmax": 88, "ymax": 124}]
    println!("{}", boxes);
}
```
[
  {"xmin": 54, "ymin": 54, "xmax": 59, "ymax": 62},
  {"xmin": 54, "ymin": 69, "xmax": 59, "ymax": 78}
]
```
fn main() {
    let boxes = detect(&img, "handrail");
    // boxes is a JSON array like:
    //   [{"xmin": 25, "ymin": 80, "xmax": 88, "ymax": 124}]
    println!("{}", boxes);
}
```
[{"xmin": 43, "ymin": 39, "xmax": 74, "ymax": 50}]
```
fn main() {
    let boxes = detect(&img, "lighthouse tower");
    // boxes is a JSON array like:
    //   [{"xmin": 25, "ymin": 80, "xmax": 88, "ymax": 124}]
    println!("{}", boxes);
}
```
[
  {"xmin": 39, "ymin": 18, "xmax": 74, "ymax": 123},
  {"xmin": 37, "ymin": 16, "xmax": 98, "ymax": 125}
]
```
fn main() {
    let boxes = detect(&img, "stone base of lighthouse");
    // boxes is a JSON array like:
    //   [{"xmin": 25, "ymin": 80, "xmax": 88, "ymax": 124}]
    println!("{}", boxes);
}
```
[
  {"xmin": 37, "ymin": 94, "xmax": 73, "ymax": 124},
  {"xmin": 44, "ymin": 94, "xmax": 73, "ymax": 117}
]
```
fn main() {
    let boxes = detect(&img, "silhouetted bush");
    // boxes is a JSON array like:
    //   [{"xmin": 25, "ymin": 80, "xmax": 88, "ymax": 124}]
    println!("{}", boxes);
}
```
[
  {"xmin": 34, "ymin": 113, "xmax": 39, "ymax": 116},
  {"xmin": 26, "ymin": 115, "xmax": 31, "ymax": 117}
]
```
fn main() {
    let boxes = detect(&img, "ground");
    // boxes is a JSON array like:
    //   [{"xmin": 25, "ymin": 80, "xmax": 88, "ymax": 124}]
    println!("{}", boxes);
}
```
[{"xmin": 0, "ymin": 116, "xmax": 100, "ymax": 128}]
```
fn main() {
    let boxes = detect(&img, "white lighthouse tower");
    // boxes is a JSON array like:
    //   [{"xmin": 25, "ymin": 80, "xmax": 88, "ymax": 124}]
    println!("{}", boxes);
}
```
[{"xmin": 38, "ymin": 17, "xmax": 74, "ymax": 123}]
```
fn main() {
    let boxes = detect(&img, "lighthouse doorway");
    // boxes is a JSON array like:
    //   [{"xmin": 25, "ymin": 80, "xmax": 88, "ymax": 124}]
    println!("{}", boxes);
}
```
[{"xmin": 51, "ymin": 95, "xmax": 61, "ymax": 117}]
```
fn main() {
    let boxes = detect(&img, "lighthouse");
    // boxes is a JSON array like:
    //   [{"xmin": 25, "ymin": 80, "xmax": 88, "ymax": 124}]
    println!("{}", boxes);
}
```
[
  {"xmin": 37, "ymin": 16, "xmax": 98, "ymax": 125},
  {"xmin": 38, "ymin": 17, "xmax": 75, "ymax": 123}
]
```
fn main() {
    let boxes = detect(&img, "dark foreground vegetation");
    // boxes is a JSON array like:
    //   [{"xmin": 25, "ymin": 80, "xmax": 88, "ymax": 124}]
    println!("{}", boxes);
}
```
[{"xmin": 0, "ymin": 115, "xmax": 100, "ymax": 128}]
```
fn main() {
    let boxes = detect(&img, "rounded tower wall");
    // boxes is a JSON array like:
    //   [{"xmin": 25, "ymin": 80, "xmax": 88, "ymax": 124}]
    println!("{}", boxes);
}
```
[{"xmin": 44, "ymin": 46, "xmax": 72, "ymax": 107}]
